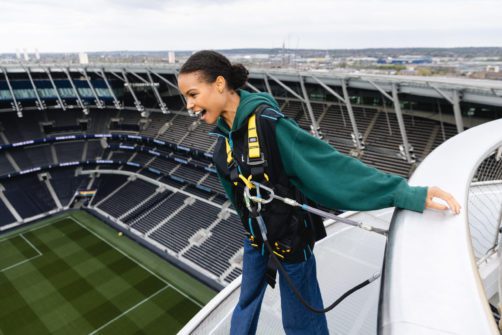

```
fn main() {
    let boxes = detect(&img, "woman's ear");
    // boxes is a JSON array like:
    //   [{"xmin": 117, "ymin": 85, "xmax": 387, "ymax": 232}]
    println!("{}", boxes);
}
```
[{"xmin": 216, "ymin": 75, "xmax": 226, "ymax": 93}]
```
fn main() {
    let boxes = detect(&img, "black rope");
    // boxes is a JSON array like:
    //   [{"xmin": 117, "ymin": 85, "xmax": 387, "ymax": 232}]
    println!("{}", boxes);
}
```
[{"xmin": 264, "ymin": 240, "xmax": 378, "ymax": 314}]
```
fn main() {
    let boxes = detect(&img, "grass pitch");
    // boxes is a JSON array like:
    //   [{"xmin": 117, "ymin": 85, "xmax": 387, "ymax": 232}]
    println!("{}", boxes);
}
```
[{"xmin": 0, "ymin": 211, "xmax": 216, "ymax": 335}]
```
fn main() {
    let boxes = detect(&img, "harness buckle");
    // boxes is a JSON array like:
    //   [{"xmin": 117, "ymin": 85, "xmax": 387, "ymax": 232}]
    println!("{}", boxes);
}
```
[{"xmin": 246, "ymin": 152, "xmax": 266, "ymax": 166}]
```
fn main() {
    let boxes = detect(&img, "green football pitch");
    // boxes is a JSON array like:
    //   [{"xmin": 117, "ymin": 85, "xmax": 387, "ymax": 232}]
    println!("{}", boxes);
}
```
[{"xmin": 0, "ymin": 211, "xmax": 216, "ymax": 335}]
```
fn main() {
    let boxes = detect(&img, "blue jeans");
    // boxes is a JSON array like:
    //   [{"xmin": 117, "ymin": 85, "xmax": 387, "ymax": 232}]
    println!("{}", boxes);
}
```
[{"xmin": 230, "ymin": 238, "xmax": 329, "ymax": 335}]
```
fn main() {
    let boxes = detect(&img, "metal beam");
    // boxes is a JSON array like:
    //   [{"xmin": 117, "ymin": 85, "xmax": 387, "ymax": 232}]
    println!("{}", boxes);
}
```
[
  {"xmin": 99, "ymin": 69, "xmax": 122, "ymax": 109},
  {"xmin": 151, "ymin": 70, "xmax": 186, "ymax": 110},
  {"xmin": 367, "ymin": 80, "xmax": 394, "ymax": 102},
  {"xmin": 428, "ymin": 83, "xmax": 463, "ymax": 133},
  {"xmin": 341, "ymin": 79, "xmax": 363, "ymax": 150},
  {"xmin": 129, "ymin": 71, "xmax": 150, "ymax": 84},
  {"xmin": 121, "ymin": 69, "xmax": 144, "ymax": 112},
  {"xmin": 1, "ymin": 68, "xmax": 22, "ymax": 116},
  {"xmin": 245, "ymin": 82, "xmax": 260, "ymax": 93},
  {"xmin": 428, "ymin": 84, "xmax": 454, "ymax": 104},
  {"xmin": 130, "ymin": 71, "xmax": 167, "ymax": 112},
  {"xmin": 267, "ymin": 73, "xmax": 305, "ymax": 102},
  {"xmin": 263, "ymin": 76, "xmax": 272, "ymax": 95},
  {"xmin": 299, "ymin": 75, "xmax": 320, "ymax": 138},
  {"xmin": 64, "ymin": 68, "xmax": 87, "ymax": 114},
  {"xmin": 80, "ymin": 68, "xmax": 104, "ymax": 109},
  {"xmin": 45, "ymin": 68, "xmax": 66, "ymax": 110},
  {"xmin": 311, "ymin": 76, "xmax": 346, "ymax": 104},
  {"xmin": 392, "ymin": 84, "xmax": 413, "ymax": 163},
  {"xmin": 150, "ymin": 71, "xmax": 179, "ymax": 90},
  {"xmin": 311, "ymin": 75, "xmax": 363, "ymax": 149},
  {"xmin": 146, "ymin": 71, "xmax": 168, "ymax": 113},
  {"xmin": 109, "ymin": 71, "xmax": 126, "ymax": 82},
  {"xmin": 24, "ymin": 67, "xmax": 45, "ymax": 110},
  {"xmin": 452, "ymin": 90, "xmax": 465, "ymax": 133}
]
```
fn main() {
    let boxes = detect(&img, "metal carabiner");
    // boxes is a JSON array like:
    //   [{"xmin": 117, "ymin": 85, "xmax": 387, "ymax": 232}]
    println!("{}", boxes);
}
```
[
  {"xmin": 248, "ymin": 181, "xmax": 275, "ymax": 205},
  {"xmin": 244, "ymin": 186, "xmax": 261, "ymax": 213}
]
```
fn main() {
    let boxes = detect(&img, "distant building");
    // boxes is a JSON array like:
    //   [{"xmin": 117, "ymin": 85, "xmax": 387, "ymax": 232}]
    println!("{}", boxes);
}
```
[
  {"xmin": 486, "ymin": 65, "xmax": 500, "ymax": 73},
  {"xmin": 23, "ymin": 48, "xmax": 29, "ymax": 61},
  {"xmin": 377, "ymin": 55, "xmax": 432, "ymax": 65},
  {"xmin": 79, "ymin": 52, "xmax": 89, "ymax": 64},
  {"xmin": 168, "ymin": 51, "xmax": 176, "ymax": 64}
]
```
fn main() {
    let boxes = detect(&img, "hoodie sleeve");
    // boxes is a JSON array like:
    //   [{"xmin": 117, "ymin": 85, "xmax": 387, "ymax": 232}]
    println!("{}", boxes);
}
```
[{"xmin": 274, "ymin": 118, "xmax": 428, "ymax": 213}]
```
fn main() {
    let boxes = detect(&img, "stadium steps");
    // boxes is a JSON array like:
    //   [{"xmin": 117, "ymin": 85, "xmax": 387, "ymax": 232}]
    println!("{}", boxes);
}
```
[
  {"xmin": 118, "ymin": 189, "xmax": 160, "ymax": 221},
  {"xmin": 421, "ymin": 125, "xmax": 440, "ymax": 159},
  {"xmin": 51, "ymin": 144, "xmax": 58, "ymax": 164},
  {"xmin": 223, "ymin": 267, "xmax": 243, "ymax": 283},
  {"xmin": 0, "ymin": 189, "xmax": 22, "ymax": 223},
  {"xmin": 89, "ymin": 175, "xmax": 129, "ymax": 206},
  {"xmin": 146, "ymin": 195, "xmax": 192, "ymax": 236},
  {"xmin": 81, "ymin": 141, "xmax": 88, "ymax": 161},
  {"xmin": 129, "ymin": 191, "xmax": 183, "ymax": 232},
  {"xmin": 122, "ymin": 189, "xmax": 173, "ymax": 224},
  {"xmin": 44, "ymin": 178, "xmax": 63, "ymax": 209},
  {"xmin": 362, "ymin": 110, "xmax": 381, "ymax": 143}
]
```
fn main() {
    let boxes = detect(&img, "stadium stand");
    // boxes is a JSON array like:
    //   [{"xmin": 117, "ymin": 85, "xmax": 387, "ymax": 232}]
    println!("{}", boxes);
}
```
[
  {"xmin": 89, "ymin": 174, "xmax": 129, "ymax": 206},
  {"xmin": 131, "ymin": 192, "xmax": 187, "ymax": 234},
  {"xmin": 0, "ymin": 197, "xmax": 16, "ymax": 227},
  {"xmin": 184, "ymin": 213, "xmax": 245, "ymax": 278},
  {"xmin": 1, "ymin": 66, "xmax": 499, "ymax": 289},
  {"xmin": 49, "ymin": 168, "xmax": 89, "ymax": 207},
  {"xmin": 97, "ymin": 178, "xmax": 157, "ymax": 218},
  {"xmin": 1, "ymin": 175, "xmax": 56, "ymax": 218}
]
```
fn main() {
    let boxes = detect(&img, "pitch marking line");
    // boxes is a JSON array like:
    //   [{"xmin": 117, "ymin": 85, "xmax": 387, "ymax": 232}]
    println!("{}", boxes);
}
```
[
  {"xmin": 68, "ymin": 217, "xmax": 204, "ymax": 308},
  {"xmin": 0, "ymin": 234, "xmax": 43, "ymax": 273},
  {"xmin": 88, "ymin": 285, "xmax": 170, "ymax": 335},
  {"xmin": 20, "ymin": 233, "xmax": 43, "ymax": 256}
]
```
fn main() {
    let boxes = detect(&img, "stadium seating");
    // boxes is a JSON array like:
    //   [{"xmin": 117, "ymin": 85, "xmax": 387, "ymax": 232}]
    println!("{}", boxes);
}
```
[
  {"xmin": 0, "ymin": 98, "xmax": 473, "ymax": 285},
  {"xmin": 1, "ymin": 175, "xmax": 56, "ymax": 218},
  {"xmin": 97, "ymin": 178, "xmax": 157, "ymax": 218}
]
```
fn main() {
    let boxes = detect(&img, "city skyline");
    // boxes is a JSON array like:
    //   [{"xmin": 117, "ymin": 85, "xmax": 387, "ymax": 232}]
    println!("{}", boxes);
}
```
[{"xmin": 0, "ymin": 0, "xmax": 501, "ymax": 53}]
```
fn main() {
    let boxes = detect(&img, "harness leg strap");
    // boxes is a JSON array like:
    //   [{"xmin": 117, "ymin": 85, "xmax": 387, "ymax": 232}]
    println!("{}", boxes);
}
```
[{"xmin": 265, "ymin": 255, "xmax": 278, "ymax": 288}]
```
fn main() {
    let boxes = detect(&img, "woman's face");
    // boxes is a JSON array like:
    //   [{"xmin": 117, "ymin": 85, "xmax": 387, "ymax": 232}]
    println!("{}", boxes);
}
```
[{"xmin": 178, "ymin": 71, "xmax": 226, "ymax": 124}]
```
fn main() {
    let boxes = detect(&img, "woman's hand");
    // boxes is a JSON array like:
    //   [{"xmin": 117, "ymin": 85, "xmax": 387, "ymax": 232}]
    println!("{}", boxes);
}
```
[{"xmin": 425, "ymin": 186, "xmax": 461, "ymax": 214}]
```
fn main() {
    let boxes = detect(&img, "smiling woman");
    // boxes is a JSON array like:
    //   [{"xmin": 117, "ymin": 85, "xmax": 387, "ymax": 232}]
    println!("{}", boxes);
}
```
[
  {"xmin": 178, "ymin": 50, "xmax": 247, "ymax": 126},
  {"xmin": 176, "ymin": 50, "xmax": 460, "ymax": 335}
]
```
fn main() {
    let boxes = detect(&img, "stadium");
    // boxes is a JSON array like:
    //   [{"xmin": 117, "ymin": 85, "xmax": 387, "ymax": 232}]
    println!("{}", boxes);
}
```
[{"xmin": 0, "ymin": 64, "xmax": 501, "ymax": 334}]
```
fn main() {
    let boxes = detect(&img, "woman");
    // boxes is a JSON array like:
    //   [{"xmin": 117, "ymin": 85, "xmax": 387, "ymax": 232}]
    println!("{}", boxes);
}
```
[{"xmin": 177, "ymin": 50, "xmax": 460, "ymax": 335}]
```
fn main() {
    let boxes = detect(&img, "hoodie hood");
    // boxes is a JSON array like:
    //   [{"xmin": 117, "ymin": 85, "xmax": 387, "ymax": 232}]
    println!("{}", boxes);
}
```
[{"xmin": 215, "ymin": 89, "xmax": 280, "ymax": 135}]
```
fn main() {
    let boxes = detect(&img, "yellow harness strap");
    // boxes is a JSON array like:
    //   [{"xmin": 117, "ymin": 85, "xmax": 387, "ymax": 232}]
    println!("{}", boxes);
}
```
[
  {"xmin": 247, "ymin": 114, "xmax": 261, "ymax": 159},
  {"xmin": 225, "ymin": 138, "xmax": 233, "ymax": 165},
  {"xmin": 224, "ymin": 113, "xmax": 269, "ymax": 188}
]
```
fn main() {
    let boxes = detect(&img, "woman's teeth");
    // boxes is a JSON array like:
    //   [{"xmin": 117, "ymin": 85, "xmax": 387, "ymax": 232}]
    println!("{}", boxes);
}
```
[{"xmin": 197, "ymin": 110, "xmax": 207, "ymax": 119}]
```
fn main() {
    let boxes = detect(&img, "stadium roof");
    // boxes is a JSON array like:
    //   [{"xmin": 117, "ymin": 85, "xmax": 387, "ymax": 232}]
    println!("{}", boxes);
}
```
[{"xmin": 3, "ymin": 64, "xmax": 502, "ymax": 107}]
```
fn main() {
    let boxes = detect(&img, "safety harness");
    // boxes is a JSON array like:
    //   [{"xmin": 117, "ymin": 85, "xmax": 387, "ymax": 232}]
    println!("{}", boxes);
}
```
[
  {"xmin": 225, "ymin": 114, "xmax": 269, "ymax": 191},
  {"xmin": 213, "ymin": 106, "xmax": 325, "ymax": 288},
  {"xmin": 211, "ymin": 105, "xmax": 384, "ymax": 314}
]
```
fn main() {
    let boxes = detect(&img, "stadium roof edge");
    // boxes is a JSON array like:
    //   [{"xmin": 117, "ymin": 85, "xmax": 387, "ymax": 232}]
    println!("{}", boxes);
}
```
[{"xmin": 3, "ymin": 63, "xmax": 502, "ymax": 107}]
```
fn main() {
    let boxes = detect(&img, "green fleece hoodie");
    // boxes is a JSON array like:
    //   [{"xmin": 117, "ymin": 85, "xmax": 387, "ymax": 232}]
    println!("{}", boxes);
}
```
[{"xmin": 215, "ymin": 90, "xmax": 427, "ymax": 213}]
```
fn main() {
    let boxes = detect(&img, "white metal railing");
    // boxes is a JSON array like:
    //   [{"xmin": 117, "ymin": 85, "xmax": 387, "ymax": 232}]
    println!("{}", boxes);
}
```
[
  {"xmin": 469, "ymin": 180, "xmax": 502, "ymax": 262},
  {"xmin": 380, "ymin": 118, "xmax": 502, "ymax": 335}
]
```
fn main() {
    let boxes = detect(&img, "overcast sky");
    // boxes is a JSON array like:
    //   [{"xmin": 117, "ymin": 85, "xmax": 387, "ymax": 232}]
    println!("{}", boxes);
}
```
[{"xmin": 0, "ymin": 0, "xmax": 501, "ymax": 53}]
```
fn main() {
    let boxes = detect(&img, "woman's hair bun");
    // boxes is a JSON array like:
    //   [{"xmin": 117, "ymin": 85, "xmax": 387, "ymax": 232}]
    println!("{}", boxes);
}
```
[
  {"xmin": 180, "ymin": 50, "xmax": 249, "ymax": 91},
  {"xmin": 230, "ymin": 63, "xmax": 249, "ymax": 90}
]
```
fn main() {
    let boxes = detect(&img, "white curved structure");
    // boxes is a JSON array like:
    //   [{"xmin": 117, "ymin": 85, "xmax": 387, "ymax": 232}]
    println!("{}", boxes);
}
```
[
  {"xmin": 179, "ymin": 209, "xmax": 392, "ymax": 335},
  {"xmin": 379, "ymin": 118, "xmax": 502, "ymax": 335},
  {"xmin": 179, "ymin": 119, "xmax": 502, "ymax": 335}
]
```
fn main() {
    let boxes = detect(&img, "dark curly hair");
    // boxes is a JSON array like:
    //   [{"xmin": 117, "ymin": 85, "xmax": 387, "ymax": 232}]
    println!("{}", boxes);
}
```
[{"xmin": 179, "ymin": 50, "xmax": 249, "ymax": 91}]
